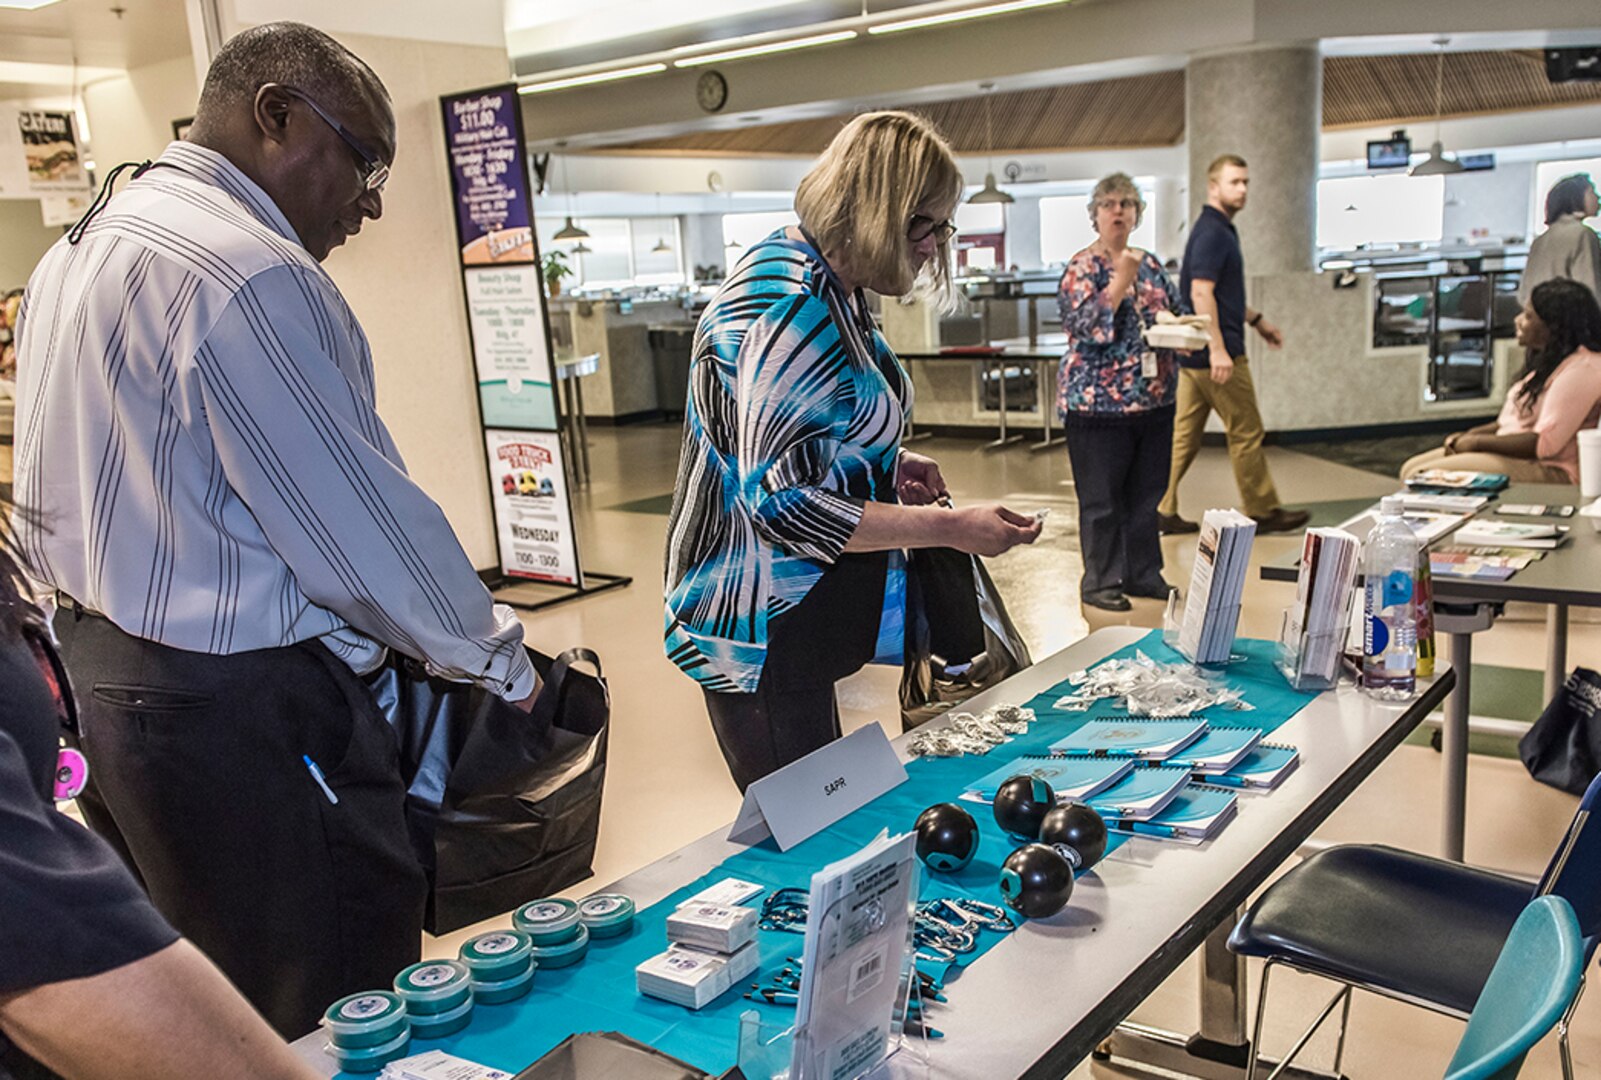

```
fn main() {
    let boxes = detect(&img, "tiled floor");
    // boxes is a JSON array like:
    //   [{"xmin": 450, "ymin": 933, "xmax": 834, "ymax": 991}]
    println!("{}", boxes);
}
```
[{"xmin": 445, "ymin": 421, "xmax": 1590, "ymax": 1078}]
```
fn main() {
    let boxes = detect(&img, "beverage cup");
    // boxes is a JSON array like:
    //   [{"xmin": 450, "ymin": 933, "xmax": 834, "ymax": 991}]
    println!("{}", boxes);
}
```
[{"xmin": 1579, "ymin": 428, "xmax": 1601, "ymax": 498}]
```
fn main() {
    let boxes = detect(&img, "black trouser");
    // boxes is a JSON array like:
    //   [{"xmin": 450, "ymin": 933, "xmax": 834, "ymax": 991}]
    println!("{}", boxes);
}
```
[
  {"xmin": 703, "ymin": 679, "xmax": 842, "ymax": 794},
  {"xmin": 53, "ymin": 608, "xmax": 426, "ymax": 1039},
  {"xmin": 1065, "ymin": 405, "xmax": 1175, "ymax": 597}
]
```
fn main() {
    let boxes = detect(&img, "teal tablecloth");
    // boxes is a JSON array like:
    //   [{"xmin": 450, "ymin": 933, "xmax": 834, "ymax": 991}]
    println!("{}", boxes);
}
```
[{"xmin": 334, "ymin": 630, "xmax": 1313, "ymax": 1077}]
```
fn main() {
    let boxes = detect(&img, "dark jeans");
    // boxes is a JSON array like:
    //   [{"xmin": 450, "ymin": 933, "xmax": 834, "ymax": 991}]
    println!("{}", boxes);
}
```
[
  {"xmin": 1065, "ymin": 405, "xmax": 1175, "ymax": 597},
  {"xmin": 53, "ymin": 608, "xmax": 426, "ymax": 1039},
  {"xmin": 703, "ymin": 678, "xmax": 842, "ymax": 793}
]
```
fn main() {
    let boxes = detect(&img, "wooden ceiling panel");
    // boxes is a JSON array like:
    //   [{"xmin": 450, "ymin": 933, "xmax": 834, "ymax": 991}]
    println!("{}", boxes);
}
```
[{"xmin": 591, "ymin": 50, "xmax": 1601, "ymax": 156}]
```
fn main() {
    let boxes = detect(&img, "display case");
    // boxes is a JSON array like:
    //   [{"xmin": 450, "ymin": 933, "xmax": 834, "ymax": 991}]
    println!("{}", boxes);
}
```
[{"xmin": 1369, "ymin": 264, "xmax": 1523, "ymax": 403}]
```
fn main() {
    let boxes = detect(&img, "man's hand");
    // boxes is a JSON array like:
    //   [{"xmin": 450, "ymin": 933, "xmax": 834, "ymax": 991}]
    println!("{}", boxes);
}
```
[
  {"xmin": 1209, "ymin": 346, "xmax": 1235, "ymax": 385},
  {"xmin": 896, "ymin": 450, "xmax": 948, "ymax": 506},
  {"xmin": 1254, "ymin": 317, "xmax": 1284, "ymax": 349},
  {"xmin": 943, "ymin": 504, "xmax": 1043, "ymax": 557}
]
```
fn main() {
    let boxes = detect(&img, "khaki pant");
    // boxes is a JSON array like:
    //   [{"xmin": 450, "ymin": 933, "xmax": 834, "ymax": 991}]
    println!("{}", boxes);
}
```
[
  {"xmin": 1160, "ymin": 359, "xmax": 1281, "ymax": 519},
  {"xmin": 1400, "ymin": 445, "xmax": 1569, "ymax": 485}
]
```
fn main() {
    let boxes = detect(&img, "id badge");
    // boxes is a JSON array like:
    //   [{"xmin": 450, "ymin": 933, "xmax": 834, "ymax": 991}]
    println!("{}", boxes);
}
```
[{"xmin": 1141, "ymin": 350, "xmax": 1157, "ymax": 380}]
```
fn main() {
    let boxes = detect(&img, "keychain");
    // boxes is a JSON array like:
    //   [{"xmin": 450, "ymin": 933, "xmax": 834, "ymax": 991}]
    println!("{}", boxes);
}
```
[{"xmin": 54, "ymin": 748, "xmax": 89, "ymax": 802}]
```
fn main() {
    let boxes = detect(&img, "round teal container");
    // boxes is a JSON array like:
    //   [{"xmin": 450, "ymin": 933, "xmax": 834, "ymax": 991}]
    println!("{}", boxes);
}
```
[
  {"xmin": 529, "ymin": 922, "xmax": 589, "ymax": 968},
  {"xmin": 513, "ymin": 898, "xmax": 582, "ymax": 945},
  {"xmin": 458, "ymin": 930, "xmax": 534, "ymax": 982},
  {"xmin": 324, "ymin": 1025, "xmax": 411, "ymax": 1073},
  {"xmin": 392, "ymin": 960, "xmax": 472, "ymax": 1016},
  {"xmin": 321, "ymin": 991, "xmax": 408, "ymax": 1050},
  {"xmin": 409, "ymin": 994, "xmax": 473, "ymax": 1040},
  {"xmin": 578, "ymin": 893, "xmax": 635, "ymax": 939},
  {"xmin": 472, "ymin": 961, "xmax": 536, "ymax": 1005}
]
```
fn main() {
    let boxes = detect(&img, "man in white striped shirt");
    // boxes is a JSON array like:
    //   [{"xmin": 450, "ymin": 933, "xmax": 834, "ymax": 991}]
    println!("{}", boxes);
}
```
[{"xmin": 12, "ymin": 22, "xmax": 534, "ymax": 1038}]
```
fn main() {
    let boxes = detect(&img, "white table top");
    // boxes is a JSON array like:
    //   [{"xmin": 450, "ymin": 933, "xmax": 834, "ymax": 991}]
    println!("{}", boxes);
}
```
[{"xmin": 294, "ymin": 626, "xmax": 1451, "ymax": 1079}]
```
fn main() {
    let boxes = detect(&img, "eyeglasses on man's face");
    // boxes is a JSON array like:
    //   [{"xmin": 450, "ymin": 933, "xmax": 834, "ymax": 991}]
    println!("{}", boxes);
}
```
[
  {"xmin": 907, "ymin": 215, "xmax": 956, "ymax": 243},
  {"xmin": 283, "ymin": 86, "xmax": 390, "ymax": 194}
]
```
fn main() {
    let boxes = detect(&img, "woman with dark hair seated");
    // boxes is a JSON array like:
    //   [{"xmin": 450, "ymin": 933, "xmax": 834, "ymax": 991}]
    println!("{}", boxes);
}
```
[{"xmin": 1403, "ymin": 279, "xmax": 1601, "ymax": 484}]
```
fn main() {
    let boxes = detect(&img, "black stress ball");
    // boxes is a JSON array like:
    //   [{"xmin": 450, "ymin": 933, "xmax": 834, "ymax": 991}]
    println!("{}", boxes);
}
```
[
  {"xmin": 999, "ymin": 844, "xmax": 1075, "ymax": 919},
  {"xmin": 914, "ymin": 803, "xmax": 980, "ymax": 873},
  {"xmin": 1039, "ymin": 802, "xmax": 1108, "ymax": 872},
  {"xmin": 992, "ymin": 774, "xmax": 1056, "ymax": 840}
]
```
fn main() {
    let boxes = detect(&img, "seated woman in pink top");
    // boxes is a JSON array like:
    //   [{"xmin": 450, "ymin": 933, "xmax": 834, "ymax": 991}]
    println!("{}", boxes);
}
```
[{"xmin": 1403, "ymin": 279, "xmax": 1601, "ymax": 484}]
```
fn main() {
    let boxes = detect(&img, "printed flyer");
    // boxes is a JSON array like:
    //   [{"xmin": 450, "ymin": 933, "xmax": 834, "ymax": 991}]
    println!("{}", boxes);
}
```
[{"xmin": 485, "ymin": 429, "xmax": 579, "ymax": 585}]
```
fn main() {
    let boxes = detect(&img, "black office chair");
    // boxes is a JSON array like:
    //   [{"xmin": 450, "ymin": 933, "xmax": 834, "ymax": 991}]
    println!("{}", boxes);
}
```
[{"xmin": 1228, "ymin": 770, "xmax": 1601, "ymax": 1080}]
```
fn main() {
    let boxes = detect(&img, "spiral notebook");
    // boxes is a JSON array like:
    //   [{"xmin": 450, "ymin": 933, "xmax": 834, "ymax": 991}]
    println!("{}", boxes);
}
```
[
  {"xmin": 1209, "ymin": 743, "xmax": 1300, "ymax": 791},
  {"xmin": 961, "ymin": 755, "xmax": 1135, "ymax": 804},
  {"xmin": 1164, "ymin": 725, "xmax": 1263, "ymax": 775},
  {"xmin": 1048, "ymin": 718, "xmax": 1208, "ymax": 761},
  {"xmin": 1084, "ymin": 765, "xmax": 1191, "ymax": 822},
  {"xmin": 1109, "ymin": 783, "xmax": 1239, "ymax": 844}
]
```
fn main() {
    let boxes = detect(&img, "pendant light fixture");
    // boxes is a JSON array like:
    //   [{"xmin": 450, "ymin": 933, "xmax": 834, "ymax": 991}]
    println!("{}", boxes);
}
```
[
  {"xmin": 968, "ymin": 82, "xmax": 1014, "ymax": 205},
  {"xmin": 1410, "ymin": 38, "xmax": 1464, "ymax": 177},
  {"xmin": 553, "ymin": 145, "xmax": 591, "ymax": 240},
  {"xmin": 723, "ymin": 190, "xmax": 742, "ymax": 249},
  {"xmin": 650, "ymin": 192, "xmax": 673, "ymax": 254}
]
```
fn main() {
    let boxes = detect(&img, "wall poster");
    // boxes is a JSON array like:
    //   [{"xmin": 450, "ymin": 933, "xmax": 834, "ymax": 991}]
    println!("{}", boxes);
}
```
[
  {"xmin": 443, "ymin": 89, "xmax": 535, "ymax": 266},
  {"xmin": 464, "ymin": 265, "xmax": 556, "ymax": 430}
]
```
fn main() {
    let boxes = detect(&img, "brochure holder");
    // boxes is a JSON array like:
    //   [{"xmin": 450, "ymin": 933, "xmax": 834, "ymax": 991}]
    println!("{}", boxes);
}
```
[
  {"xmin": 1161, "ymin": 592, "xmax": 1243, "ymax": 668},
  {"xmin": 1273, "ymin": 607, "xmax": 1355, "ymax": 692}
]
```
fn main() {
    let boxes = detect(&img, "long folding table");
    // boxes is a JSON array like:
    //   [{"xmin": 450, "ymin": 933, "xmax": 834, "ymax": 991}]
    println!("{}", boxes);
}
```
[{"xmin": 293, "ymin": 625, "xmax": 1451, "ymax": 1080}]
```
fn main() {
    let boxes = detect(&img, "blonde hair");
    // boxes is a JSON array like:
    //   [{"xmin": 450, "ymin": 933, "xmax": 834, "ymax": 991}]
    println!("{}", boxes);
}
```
[
  {"xmin": 794, "ymin": 111, "xmax": 963, "ymax": 307},
  {"xmin": 1087, "ymin": 172, "xmax": 1145, "ymax": 230},
  {"xmin": 1207, "ymin": 153, "xmax": 1247, "ymax": 181}
]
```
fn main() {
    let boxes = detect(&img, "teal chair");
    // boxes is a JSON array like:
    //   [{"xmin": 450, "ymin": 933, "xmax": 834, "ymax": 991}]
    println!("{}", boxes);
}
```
[{"xmin": 1445, "ymin": 895, "xmax": 1584, "ymax": 1080}]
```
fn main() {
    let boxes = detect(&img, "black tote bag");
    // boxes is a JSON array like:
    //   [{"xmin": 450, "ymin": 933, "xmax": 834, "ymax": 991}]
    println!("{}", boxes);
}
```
[
  {"xmin": 900, "ymin": 546, "xmax": 1032, "ymax": 730},
  {"xmin": 1520, "ymin": 666, "xmax": 1601, "ymax": 795},
  {"xmin": 366, "ymin": 647, "xmax": 609, "ymax": 934}
]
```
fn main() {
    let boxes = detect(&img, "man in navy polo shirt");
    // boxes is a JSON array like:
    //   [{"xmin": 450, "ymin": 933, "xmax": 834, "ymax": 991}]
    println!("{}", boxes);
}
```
[{"xmin": 1159, "ymin": 154, "xmax": 1310, "ymax": 535}]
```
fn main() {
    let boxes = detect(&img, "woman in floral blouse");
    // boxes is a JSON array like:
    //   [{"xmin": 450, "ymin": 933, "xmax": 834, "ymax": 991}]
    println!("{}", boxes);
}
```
[{"xmin": 1058, "ymin": 173, "xmax": 1188, "ymax": 611}]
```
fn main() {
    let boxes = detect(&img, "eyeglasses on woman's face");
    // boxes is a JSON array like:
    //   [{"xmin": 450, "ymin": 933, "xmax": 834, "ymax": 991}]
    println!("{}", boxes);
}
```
[
  {"xmin": 1097, "ymin": 197, "xmax": 1140, "ymax": 212},
  {"xmin": 907, "ymin": 215, "xmax": 956, "ymax": 244}
]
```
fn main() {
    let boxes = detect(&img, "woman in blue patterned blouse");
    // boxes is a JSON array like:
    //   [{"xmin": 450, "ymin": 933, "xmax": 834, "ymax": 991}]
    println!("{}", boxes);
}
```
[
  {"xmin": 664, "ymin": 112, "xmax": 1042, "ymax": 791},
  {"xmin": 1058, "ymin": 173, "xmax": 1189, "ymax": 612}
]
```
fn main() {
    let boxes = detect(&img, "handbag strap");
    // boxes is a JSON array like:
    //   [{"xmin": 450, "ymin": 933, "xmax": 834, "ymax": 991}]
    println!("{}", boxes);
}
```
[{"xmin": 531, "ymin": 647, "xmax": 607, "ymax": 731}]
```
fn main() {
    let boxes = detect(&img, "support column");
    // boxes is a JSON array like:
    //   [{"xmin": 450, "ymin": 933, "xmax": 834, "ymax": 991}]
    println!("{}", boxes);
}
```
[{"xmin": 1186, "ymin": 44, "xmax": 1320, "ymax": 275}]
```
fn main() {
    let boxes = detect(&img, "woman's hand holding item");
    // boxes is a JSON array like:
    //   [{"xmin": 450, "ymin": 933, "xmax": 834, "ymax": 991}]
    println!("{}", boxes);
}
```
[
  {"xmin": 942, "ymin": 504, "xmax": 1043, "ymax": 557},
  {"xmin": 896, "ymin": 450, "xmax": 948, "ymax": 505}
]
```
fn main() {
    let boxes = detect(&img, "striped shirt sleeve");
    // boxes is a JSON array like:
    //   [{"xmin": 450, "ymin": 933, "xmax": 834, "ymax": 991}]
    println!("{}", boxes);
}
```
[
  {"xmin": 190, "ymin": 264, "xmax": 535, "ymax": 701},
  {"xmin": 734, "ymin": 292, "xmax": 864, "ymax": 564}
]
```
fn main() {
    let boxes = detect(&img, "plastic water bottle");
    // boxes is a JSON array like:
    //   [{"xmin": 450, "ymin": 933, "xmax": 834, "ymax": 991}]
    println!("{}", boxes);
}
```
[{"xmin": 1362, "ymin": 496, "xmax": 1418, "ymax": 700}]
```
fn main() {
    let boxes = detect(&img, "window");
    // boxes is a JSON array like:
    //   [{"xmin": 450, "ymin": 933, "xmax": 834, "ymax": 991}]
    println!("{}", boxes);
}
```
[
  {"xmin": 1532, "ymin": 156, "xmax": 1601, "ymax": 236},
  {"xmin": 722, "ymin": 210, "xmax": 798, "ymax": 249},
  {"xmin": 1316, "ymin": 174, "xmax": 1444, "ymax": 250},
  {"xmin": 954, "ymin": 202, "xmax": 1004, "ymax": 235},
  {"xmin": 1038, "ymin": 187, "xmax": 1157, "ymax": 266},
  {"xmin": 535, "ymin": 216, "xmax": 686, "ymax": 290}
]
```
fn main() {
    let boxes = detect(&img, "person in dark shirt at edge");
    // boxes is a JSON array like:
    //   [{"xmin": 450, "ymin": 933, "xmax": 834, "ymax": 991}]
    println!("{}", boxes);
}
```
[
  {"xmin": 1158, "ymin": 154, "xmax": 1310, "ymax": 536},
  {"xmin": 0, "ymin": 512, "xmax": 319, "ymax": 1080}
]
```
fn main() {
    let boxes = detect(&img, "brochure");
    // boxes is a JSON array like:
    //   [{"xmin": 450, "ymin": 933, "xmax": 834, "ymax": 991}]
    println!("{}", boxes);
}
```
[
  {"xmin": 962, "ymin": 755, "xmax": 1135, "ymax": 804},
  {"xmin": 1210, "ymin": 743, "xmax": 1301, "ymax": 790},
  {"xmin": 1452, "ymin": 520, "xmax": 1568, "ymax": 550},
  {"xmin": 1164, "ymin": 725, "xmax": 1264, "ymax": 775},
  {"xmin": 1049, "ymin": 718, "xmax": 1207, "ymax": 761},
  {"xmin": 1179, "ymin": 509, "xmax": 1256, "ymax": 664},
  {"xmin": 1085, "ymin": 765, "xmax": 1192, "ymax": 821},
  {"xmin": 1109, "ymin": 783, "xmax": 1238, "ymax": 843}
]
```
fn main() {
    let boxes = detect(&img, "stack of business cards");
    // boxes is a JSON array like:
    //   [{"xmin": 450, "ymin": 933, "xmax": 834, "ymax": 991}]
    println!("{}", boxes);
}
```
[
  {"xmin": 665, "ymin": 903, "xmax": 758, "ymax": 953},
  {"xmin": 675, "ymin": 877, "xmax": 765, "ymax": 909},
  {"xmin": 380, "ymin": 1051, "xmax": 512, "ymax": 1080},
  {"xmin": 635, "ymin": 942, "xmax": 760, "ymax": 1010}
]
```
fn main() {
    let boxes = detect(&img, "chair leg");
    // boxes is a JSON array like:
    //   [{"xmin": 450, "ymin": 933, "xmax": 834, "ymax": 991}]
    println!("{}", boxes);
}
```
[
  {"xmin": 1246, "ymin": 960, "xmax": 1275, "ymax": 1080},
  {"xmin": 1331, "ymin": 985, "xmax": 1354, "ymax": 1074},
  {"xmin": 1558, "ymin": 974, "xmax": 1585, "ymax": 1080}
]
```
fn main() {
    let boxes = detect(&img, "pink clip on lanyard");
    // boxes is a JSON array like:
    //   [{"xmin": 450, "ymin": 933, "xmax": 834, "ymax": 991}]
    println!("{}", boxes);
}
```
[{"xmin": 54, "ymin": 748, "xmax": 88, "ymax": 802}]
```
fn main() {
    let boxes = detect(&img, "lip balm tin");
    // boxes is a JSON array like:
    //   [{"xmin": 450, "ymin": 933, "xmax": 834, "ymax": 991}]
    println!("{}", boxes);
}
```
[
  {"xmin": 392, "ymin": 960, "xmax": 473, "ymax": 1016},
  {"xmin": 324, "ymin": 1026, "xmax": 412, "ymax": 1073},
  {"xmin": 529, "ymin": 921, "xmax": 589, "ymax": 968},
  {"xmin": 471, "ymin": 961, "xmax": 537, "ymax": 1005},
  {"xmin": 321, "ymin": 991, "xmax": 408, "ymax": 1049},
  {"xmin": 459, "ymin": 930, "xmax": 535, "ymax": 982},
  {"xmin": 578, "ymin": 893, "xmax": 636, "ymax": 939},
  {"xmin": 408, "ymin": 993, "xmax": 474, "ymax": 1040},
  {"xmin": 513, "ymin": 898, "xmax": 582, "ymax": 945}
]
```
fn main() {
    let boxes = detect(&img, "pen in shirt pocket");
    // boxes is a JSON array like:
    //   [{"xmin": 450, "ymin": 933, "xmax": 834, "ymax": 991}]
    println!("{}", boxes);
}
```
[{"xmin": 303, "ymin": 754, "xmax": 339, "ymax": 805}]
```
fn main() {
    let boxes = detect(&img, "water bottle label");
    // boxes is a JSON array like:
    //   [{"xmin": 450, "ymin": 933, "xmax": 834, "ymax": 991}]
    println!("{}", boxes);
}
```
[
  {"xmin": 1367, "ymin": 615, "xmax": 1390, "ymax": 655},
  {"xmin": 1382, "ymin": 570, "xmax": 1413, "ymax": 608}
]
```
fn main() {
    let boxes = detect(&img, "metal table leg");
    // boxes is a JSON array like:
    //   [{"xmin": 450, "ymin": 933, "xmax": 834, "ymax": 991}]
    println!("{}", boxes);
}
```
[
  {"xmin": 1032, "ymin": 358, "xmax": 1067, "ymax": 453},
  {"xmin": 1094, "ymin": 908, "xmax": 1342, "ymax": 1079},
  {"xmin": 1442, "ymin": 631, "xmax": 1471, "ymax": 863},
  {"xmin": 1546, "ymin": 603, "xmax": 1570, "ymax": 707},
  {"xmin": 572, "ymin": 374, "xmax": 591, "ymax": 486},
  {"xmin": 985, "ymin": 358, "xmax": 1025, "ymax": 451}
]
